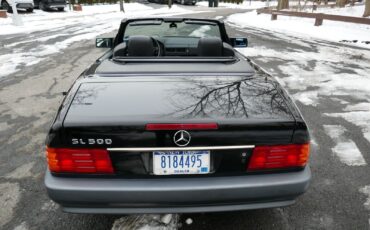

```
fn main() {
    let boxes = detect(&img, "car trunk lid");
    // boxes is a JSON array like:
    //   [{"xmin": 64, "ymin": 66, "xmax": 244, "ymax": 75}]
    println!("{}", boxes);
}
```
[{"xmin": 62, "ymin": 76, "xmax": 296, "ymax": 147}]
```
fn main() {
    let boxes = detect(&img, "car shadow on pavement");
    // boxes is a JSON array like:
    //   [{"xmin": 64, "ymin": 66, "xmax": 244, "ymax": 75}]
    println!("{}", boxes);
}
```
[{"xmin": 180, "ymin": 209, "xmax": 287, "ymax": 229}]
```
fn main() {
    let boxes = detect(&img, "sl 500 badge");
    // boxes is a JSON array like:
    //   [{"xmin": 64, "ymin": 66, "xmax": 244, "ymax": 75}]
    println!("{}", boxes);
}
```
[{"xmin": 72, "ymin": 138, "xmax": 112, "ymax": 145}]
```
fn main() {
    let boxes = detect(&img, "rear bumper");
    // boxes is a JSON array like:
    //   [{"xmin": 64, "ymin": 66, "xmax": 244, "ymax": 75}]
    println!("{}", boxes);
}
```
[{"xmin": 45, "ymin": 166, "xmax": 311, "ymax": 214}]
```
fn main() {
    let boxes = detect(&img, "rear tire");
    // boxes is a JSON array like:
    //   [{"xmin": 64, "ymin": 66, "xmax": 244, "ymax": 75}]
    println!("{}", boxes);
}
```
[
  {"xmin": 57, "ymin": 7, "xmax": 64, "ymax": 11},
  {"xmin": 1, "ymin": 0, "xmax": 12, "ymax": 13},
  {"xmin": 33, "ymin": 0, "xmax": 39, "ymax": 9},
  {"xmin": 26, "ymin": 8, "xmax": 33, "ymax": 12},
  {"xmin": 39, "ymin": 1, "xmax": 47, "ymax": 11}
]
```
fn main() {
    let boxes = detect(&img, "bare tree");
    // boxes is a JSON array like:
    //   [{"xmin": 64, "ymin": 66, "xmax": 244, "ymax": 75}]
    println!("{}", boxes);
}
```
[
  {"xmin": 120, "ymin": 0, "xmax": 124, "ymax": 12},
  {"xmin": 72, "ymin": 86, "xmax": 107, "ymax": 105},
  {"xmin": 277, "ymin": 0, "xmax": 289, "ymax": 10},
  {"xmin": 364, "ymin": 0, "xmax": 370, "ymax": 17},
  {"xmin": 167, "ymin": 77, "xmax": 289, "ymax": 119}
]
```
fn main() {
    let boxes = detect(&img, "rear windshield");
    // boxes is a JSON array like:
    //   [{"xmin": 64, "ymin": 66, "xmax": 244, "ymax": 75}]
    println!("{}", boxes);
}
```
[{"xmin": 123, "ymin": 21, "xmax": 221, "ymax": 39}]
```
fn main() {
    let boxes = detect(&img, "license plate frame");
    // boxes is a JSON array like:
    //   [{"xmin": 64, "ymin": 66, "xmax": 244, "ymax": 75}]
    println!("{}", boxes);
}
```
[{"xmin": 153, "ymin": 150, "xmax": 210, "ymax": 175}]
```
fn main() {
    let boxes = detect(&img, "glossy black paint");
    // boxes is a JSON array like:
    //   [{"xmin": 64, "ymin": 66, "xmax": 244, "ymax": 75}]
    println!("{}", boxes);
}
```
[
  {"xmin": 55, "ymin": 74, "xmax": 296, "ymax": 147},
  {"xmin": 45, "ymin": 18, "xmax": 310, "ymax": 172},
  {"xmin": 46, "ymin": 70, "xmax": 308, "ymax": 149},
  {"xmin": 44, "ymin": 19, "xmax": 312, "ymax": 214}
]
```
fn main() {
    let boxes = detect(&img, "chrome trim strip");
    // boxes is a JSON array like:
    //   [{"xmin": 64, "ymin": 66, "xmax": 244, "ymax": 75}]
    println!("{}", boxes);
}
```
[{"xmin": 107, "ymin": 145, "xmax": 255, "ymax": 152}]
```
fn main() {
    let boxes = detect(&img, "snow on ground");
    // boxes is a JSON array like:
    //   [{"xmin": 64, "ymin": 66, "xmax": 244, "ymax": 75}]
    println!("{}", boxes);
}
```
[
  {"xmin": 198, "ymin": 0, "xmax": 277, "ymax": 9},
  {"xmin": 325, "ymin": 110, "xmax": 370, "ymax": 144},
  {"xmin": 323, "ymin": 125, "xmax": 366, "ymax": 166},
  {"xmin": 237, "ymin": 45, "xmax": 370, "ymax": 105},
  {"xmin": 360, "ymin": 185, "xmax": 370, "ymax": 210},
  {"xmin": 0, "ymin": 182, "xmax": 20, "ymax": 226},
  {"xmin": 111, "ymin": 214, "xmax": 179, "ymax": 230},
  {"xmin": 0, "ymin": 3, "xmax": 190, "ymax": 35},
  {"xmin": 313, "ymin": 3, "xmax": 366, "ymax": 17},
  {"xmin": 227, "ymin": 4, "xmax": 370, "ymax": 48},
  {"xmin": 236, "ymin": 34, "xmax": 370, "ymax": 154},
  {"xmin": 0, "ymin": 3, "xmax": 196, "ymax": 78},
  {"xmin": 359, "ymin": 185, "xmax": 370, "ymax": 226}
]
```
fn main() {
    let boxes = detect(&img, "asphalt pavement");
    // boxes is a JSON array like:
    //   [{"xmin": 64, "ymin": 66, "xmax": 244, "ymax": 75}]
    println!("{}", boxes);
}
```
[{"xmin": 0, "ymin": 4, "xmax": 369, "ymax": 230}]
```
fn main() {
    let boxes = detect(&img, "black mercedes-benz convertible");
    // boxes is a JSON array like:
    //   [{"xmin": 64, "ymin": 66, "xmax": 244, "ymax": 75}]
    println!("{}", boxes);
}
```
[{"xmin": 44, "ymin": 18, "xmax": 311, "ymax": 214}]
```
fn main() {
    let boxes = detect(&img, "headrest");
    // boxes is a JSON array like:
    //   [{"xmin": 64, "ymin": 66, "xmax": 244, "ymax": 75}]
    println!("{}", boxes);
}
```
[
  {"xmin": 197, "ymin": 37, "xmax": 223, "ymax": 57},
  {"xmin": 113, "ymin": 42, "xmax": 127, "ymax": 57},
  {"xmin": 127, "ymin": 36, "xmax": 155, "ymax": 56},
  {"xmin": 222, "ymin": 42, "xmax": 235, "ymax": 57}
]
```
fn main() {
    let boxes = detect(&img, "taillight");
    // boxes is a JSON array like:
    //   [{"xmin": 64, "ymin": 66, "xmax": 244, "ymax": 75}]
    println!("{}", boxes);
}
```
[
  {"xmin": 247, "ymin": 144, "xmax": 310, "ymax": 171},
  {"xmin": 46, "ymin": 147, "xmax": 114, "ymax": 174},
  {"xmin": 146, "ymin": 123, "xmax": 218, "ymax": 131}
]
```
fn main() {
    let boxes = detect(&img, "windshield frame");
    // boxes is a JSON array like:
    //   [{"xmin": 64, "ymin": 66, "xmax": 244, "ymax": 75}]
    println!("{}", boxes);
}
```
[
  {"xmin": 123, "ymin": 21, "xmax": 222, "ymax": 39},
  {"xmin": 114, "ymin": 18, "xmax": 231, "ymax": 48}
]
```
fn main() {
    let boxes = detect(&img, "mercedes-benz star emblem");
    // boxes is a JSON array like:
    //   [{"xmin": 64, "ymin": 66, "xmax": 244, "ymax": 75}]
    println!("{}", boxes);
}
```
[{"xmin": 173, "ymin": 130, "xmax": 191, "ymax": 147}]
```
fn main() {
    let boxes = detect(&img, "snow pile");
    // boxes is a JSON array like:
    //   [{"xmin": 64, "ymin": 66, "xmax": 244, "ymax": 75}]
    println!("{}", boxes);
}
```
[
  {"xmin": 111, "ymin": 214, "xmax": 179, "ymax": 230},
  {"xmin": 227, "ymin": 4, "xmax": 370, "ymax": 47}
]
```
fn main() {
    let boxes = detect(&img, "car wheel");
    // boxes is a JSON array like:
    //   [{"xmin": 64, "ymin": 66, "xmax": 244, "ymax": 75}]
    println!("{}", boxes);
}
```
[
  {"xmin": 26, "ymin": 7, "xmax": 33, "ymax": 12},
  {"xmin": 57, "ymin": 7, "xmax": 64, "ymax": 11},
  {"xmin": 39, "ymin": 1, "xmax": 47, "ymax": 11},
  {"xmin": 1, "ymin": 0, "xmax": 12, "ymax": 13}
]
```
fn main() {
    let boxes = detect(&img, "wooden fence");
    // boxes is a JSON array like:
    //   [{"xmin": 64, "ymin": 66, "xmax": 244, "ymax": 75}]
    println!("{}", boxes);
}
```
[{"xmin": 257, "ymin": 8, "xmax": 370, "ymax": 26}]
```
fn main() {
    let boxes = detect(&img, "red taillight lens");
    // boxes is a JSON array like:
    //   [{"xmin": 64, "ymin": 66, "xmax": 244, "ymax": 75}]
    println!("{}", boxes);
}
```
[
  {"xmin": 247, "ymin": 144, "xmax": 310, "ymax": 171},
  {"xmin": 46, "ymin": 147, "xmax": 114, "ymax": 174},
  {"xmin": 145, "ymin": 123, "xmax": 218, "ymax": 131}
]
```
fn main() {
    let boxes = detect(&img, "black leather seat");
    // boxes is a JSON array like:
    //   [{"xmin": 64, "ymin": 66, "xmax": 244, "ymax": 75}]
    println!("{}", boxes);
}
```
[
  {"xmin": 127, "ymin": 36, "xmax": 155, "ymax": 56},
  {"xmin": 197, "ymin": 37, "xmax": 223, "ymax": 57}
]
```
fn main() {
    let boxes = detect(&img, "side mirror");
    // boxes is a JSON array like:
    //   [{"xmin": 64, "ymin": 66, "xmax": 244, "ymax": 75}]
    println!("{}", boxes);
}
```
[
  {"xmin": 96, "ymin": 37, "xmax": 113, "ymax": 48},
  {"xmin": 230, "ymin": 37, "xmax": 248, "ymax": 48}
]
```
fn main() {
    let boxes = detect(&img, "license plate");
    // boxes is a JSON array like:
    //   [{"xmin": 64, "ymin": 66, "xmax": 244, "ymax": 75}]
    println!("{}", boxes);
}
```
[{"xmin": 153, "ymin": 150, "xmax": 210, "ymax": 175}]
